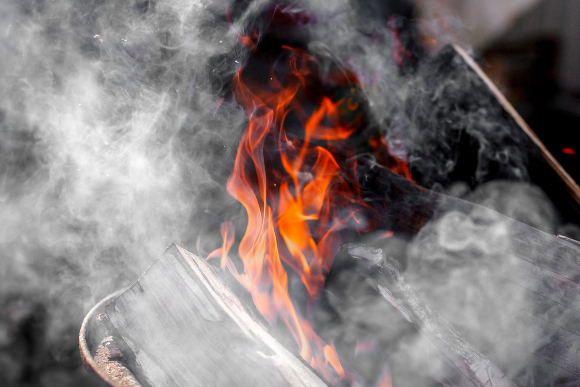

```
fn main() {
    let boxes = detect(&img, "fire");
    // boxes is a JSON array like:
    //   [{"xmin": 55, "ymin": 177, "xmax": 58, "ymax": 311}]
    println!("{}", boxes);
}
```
[{"xmin": 207, "ymin": 38, "xmax": 410, "ymax": 385}]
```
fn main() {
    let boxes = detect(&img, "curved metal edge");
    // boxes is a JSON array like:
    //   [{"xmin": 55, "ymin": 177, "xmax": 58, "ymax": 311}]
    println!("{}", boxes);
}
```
[{"xmin": 79, "ymin": 289, "xmax": 127, "ymax": 387}]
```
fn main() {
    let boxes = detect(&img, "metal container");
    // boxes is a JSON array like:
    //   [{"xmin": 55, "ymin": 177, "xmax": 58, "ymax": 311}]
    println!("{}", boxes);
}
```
[{"xmin": 79, "ymin": 290, "xmax": 128, "ymax": 387}]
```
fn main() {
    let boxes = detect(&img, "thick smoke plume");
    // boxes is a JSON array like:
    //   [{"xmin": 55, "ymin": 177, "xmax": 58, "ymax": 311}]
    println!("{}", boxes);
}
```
[
  {"xmin": 0, "ymin": 0, "xmax": 576, "ymax": 386},
  {"xmin": 0, "ymin": 0, "xmax": 251, "ymax": 384}
]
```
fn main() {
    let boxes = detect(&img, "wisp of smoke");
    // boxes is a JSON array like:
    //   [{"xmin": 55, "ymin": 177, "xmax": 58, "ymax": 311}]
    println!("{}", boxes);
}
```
[{"xmin": 0, "ymin": 0, "xmax": 575, "ymax": 386}]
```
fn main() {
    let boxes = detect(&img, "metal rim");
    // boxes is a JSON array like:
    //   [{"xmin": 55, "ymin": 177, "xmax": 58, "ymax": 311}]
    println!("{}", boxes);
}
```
[{"xmin": 79, "ymin": 289, "xmax": 126, "ymax": 387}]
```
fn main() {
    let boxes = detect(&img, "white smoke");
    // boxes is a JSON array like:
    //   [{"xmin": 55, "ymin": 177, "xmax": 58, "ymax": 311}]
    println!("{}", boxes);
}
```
[
  {"xmin": 1, "ymin": 0, "xmax": 576, "ymax": 386},
  {"xmin": 0, "ymin": 0, "xmax": 250, "ymax": 384}
]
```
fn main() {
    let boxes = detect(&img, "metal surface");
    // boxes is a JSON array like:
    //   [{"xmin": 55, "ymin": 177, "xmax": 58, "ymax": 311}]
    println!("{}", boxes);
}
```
[{"xmin": 79, "ymin": 289, "xmax": 127, "ymax": 387}]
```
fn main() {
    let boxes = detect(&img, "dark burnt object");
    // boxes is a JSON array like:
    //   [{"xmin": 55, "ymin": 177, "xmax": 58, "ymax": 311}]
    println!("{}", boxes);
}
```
[
  {"xmin": 405, "ymin": 44, "xmax": 580, "ymax": 226},
  {"xmin": 201, "ymin": 1, "xmax": 580, "ymax": 232}
]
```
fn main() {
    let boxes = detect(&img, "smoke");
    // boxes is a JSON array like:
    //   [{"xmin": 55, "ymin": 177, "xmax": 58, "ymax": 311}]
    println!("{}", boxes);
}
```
[
  {"xmin": 0, "ymin": 0, "xmax": 252, "ymax": 384},
  {"xmin": 286, "ymin": 2, "xmax": 580, "ymax": 386},
  {"xmin": 406, "ymin": 208, "xmax": 546, "ymax": 384},
  {"xmin": 1, "ymin": 0, "xmax": 577, "ymax": 386}
]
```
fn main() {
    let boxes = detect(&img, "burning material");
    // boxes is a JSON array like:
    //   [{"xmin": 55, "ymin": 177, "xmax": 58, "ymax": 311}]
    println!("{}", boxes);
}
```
[
  {"xmin": 4, "ymin": 0, "xmax": 580, "ymax": 385},
  {"xmin": 91, "ymin": 192, "xmax": 580, "ymax": 386},
  {"xmin": 202, "ymin": 11, "xmax": 423, "ymax": 379},
  {"xmin": 102, "ymin": 245, "xmax": 327, "ymax": 387},
  {"xmin": 198, "ymin": 7, "xmax": 580, "ymax": 383},
  {"xmin": 79, "ymin": 3, "xmax": 580, "ymax": 387},
  {"xmin": 206, "ymin": 43, "xmax": 386, "ymax": 383}
]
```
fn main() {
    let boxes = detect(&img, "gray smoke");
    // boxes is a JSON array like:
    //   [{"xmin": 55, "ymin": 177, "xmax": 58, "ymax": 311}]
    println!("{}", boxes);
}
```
[
  {"xmin": 297, "ymin": 2, "xmax": 580, "ymax": 387},
  {"xmin": 406, "ymin": 207, "xmax": 542, "ymax": 382},
  {"xmin": 1, "ymin": 0, "xmax": 576, "ymax": 386},
  {"xmin": 0, "ymin": 0, "xmax": 251, "ymax": 384}
]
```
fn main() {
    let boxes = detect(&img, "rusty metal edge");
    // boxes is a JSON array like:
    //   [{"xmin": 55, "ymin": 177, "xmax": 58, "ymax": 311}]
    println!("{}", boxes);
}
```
[{"xmin": 79, "ymin": 289, "xmax": 127, "ymax": 387}]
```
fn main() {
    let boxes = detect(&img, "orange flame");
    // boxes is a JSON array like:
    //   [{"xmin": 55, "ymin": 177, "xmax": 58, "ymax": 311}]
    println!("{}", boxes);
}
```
[
  {"xmin": 206, "ymin": 221, "xmax": 235, "ymax": 270},
  {"xmin": 208, "ymin": 44, "xmax": 406, "ymax": 384},
  {"xmin": 377, "ymin": 369, "xmax": 393, "ymax": 387},
  {"xmin": 225, "ymin": 5, "xmax": 259, "ymax": 49}
]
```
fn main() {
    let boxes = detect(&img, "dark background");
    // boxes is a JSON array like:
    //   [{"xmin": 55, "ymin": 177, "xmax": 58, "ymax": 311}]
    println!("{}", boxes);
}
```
[{"xmin": 480, "ymin": 0, "xmax": 580, "ymax": 184}]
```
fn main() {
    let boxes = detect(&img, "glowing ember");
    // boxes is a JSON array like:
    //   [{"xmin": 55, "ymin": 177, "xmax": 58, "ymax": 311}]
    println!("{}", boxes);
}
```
[
  {"xmin": 562, "ymin": 148, "xmax": 576, "ymax": 155},
  {"xmin": 208, "ymin": 38, "xmax": 410, "ymax": 385},
  {"xmin": 375, "ymin": 231, "xmax": 394, "ymax": 241}
]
